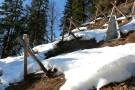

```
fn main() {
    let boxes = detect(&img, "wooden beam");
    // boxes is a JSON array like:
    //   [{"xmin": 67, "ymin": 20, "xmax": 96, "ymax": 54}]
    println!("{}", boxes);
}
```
[
  {"xmin": 110, "ymin": 1, "xmax": 116, "ymax": 18},
  {"xmin": 68, "ymin": 18, "xmax": 81, "ymax": 31},
  {"xmin": 95, "ymin": 7, "xmax": 99, "ymax": 22},
  {"xmin": 111, "ymin": 2, "xmax": 128, "ymax": 20},
  {"xmin": 60, "ymin": 19, "xmax": 77, "ymax": 39},
  {"xmin": 68, "ymin": 17, "xmax": 72, "ymax": 36},
  {"xmin": 16, "ymin": 37, "xmax": 51, "ymax": 77},
  {"xmin": 27, "ymin": 71, "xmax": 45, "ymax": 77},
  {"xmin": 95, "ymin": 6, "xmax": 108, "ymax": 20},
  {"xmin": 73, "ymin": 18, "xmax": 82, "ymax": 24},
  {"xmin": 24, "ymin": 34, "xmax": 28, "ymax": 79}
]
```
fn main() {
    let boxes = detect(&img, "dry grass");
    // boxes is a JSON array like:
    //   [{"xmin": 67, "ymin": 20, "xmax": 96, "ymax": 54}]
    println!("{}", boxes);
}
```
[{"xmin": 6, "ymin": 75, "xmax": 65, "ymax": 90}]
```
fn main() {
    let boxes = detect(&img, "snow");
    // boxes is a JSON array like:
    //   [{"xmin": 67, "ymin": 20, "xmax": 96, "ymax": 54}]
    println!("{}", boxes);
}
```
[
  {"xmin": 120, "ymin": 19, "xmax": 135, "ymax": 34},
  {"xmin": 0, "ymin": 17, "xmax": 135, "ymax": 90},
  {"xmin": 82, "ymin": 21, "xmax": 95, "ymax": 26},
  {"xmin": 63, "ymin": 29, "xmax": 107, "ymax": 43}
]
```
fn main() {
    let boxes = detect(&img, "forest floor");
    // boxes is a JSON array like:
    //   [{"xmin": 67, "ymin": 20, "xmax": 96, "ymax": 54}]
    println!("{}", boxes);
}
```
[{"xmin": 6, "ymin": 1, "xmax": 135, "ymax": 90}]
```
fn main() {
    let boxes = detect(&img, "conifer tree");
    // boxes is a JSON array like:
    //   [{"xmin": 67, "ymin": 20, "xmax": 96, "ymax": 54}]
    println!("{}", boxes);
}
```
[
  {"xmin": 26, "ymin": 0, "xmax": 49, "ymax": 46},
  {"xmin": 0, "ymin": 0, "xmax": 26, "ymax": 58},
  {"xmin": 59, "ymin": 0, "xmax": 73, "ymax": 36},
  {"xmin": 72, "ymin": 0, "xmax": 90, "ymax": 23}
]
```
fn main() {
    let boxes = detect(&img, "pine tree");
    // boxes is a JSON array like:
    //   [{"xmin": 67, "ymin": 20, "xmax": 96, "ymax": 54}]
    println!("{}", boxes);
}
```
[
  {"xmin": 26, "ymin": 0, "xmax": 49, "ymax": 46},
  {"xmin": 72, "ymin": 0, "xmax": 89, "ymax": 23},
  {"xmin": 0, "ymin": 0, "xmax": 26, "ymax": 58},
  {"xmin": 59, "ymin": 0, "xmax": 73, "ymax": 36}
]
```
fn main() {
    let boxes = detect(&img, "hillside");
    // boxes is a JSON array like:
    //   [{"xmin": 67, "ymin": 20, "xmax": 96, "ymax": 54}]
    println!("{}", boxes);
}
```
[{"xmin": 3, "ymin": 1, "xmax": 135, "ymax": 90}]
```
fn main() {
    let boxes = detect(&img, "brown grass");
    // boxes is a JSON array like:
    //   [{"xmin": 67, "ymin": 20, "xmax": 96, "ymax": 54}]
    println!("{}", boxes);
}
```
[{"xmin": 6, "ymin": 75, "xmax": 65, "ymax": 90}]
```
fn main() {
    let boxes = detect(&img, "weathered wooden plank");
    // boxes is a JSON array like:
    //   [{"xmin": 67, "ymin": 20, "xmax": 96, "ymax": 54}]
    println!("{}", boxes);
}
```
[
  {"xmin": 111, "ymin": 2, "xmax": 128, "ymax": 20},
  {"xmin": 95, "ymin": 6, "xmax": 108, "ymax": 20},
  {"xmin": 27, "ymin": 71, "xmax": 45, "ymax": 77},
  {"xmin": 60, "ymin": 19, "xmax": 77, "ymax": 39},
  {"xmin": 24, "ymin": 34, "xmax": 28, "ymax": 78},
  {"xmin": 68, "ymin": 18, "xmax": 81, "ymax": 31},
  {"xmin": 68, "ymin": 17, "xmax": 72, "ymax": 36},
  {"xmin": 95, "ymin": 7, "xmax": 99, "ymax": 22},
  {"xmin": 16, "ymin": 37, "xmax": 48, "ymax": 75},
  {"xmin": 110, "ymin": 1, "xmax": 116, "ymax": 18}
]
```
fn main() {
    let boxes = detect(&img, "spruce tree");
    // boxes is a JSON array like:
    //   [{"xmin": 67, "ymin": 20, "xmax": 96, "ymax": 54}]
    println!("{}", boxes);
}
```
[
  {"xmin": 59, "ymin": 0, "xmax": 73, "ymax": 36},
  {"xmin": 72, "ymin": 0, "xmax": 89, "ymax": 23},
  {"xmin": 26, "ymin": 0, "xmax": 48, "ymax": 46},
  {"xmin": 0, "ymin": 0, "xmax": 26, "ymax": 58}
]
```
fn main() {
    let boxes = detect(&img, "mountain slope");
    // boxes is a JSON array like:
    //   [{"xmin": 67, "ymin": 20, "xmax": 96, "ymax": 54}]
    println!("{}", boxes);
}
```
[{"xmin": 3, "ymin": 1, "xmax": 135, "ymax": 90}]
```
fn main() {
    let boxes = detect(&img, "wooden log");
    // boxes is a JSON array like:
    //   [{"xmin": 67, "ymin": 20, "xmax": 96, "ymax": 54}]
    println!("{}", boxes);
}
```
[
  {"xmin": 95, "ymin": 6, "xmax": 108, "ymax": 20},
  {"xmin": 68, "ymin": 18, "xmax": 81, "ymax": 31},
  {"xmin": 27, "ymin": 71, "xmax": 45, "ymax": 77},
  {"xmin": 60, "ymin": 19, "xmax": 77, "ymax": 39},
  {"xmin": 16, "ymin": 37, "xmax": 51, "ymax": 77},
  {"xmin": 24, "ymin": 34, "xmax": 28, "ymax": 79},
  {"xmin": 111, "ymin": 2, "xmax": 128, "ymax": 20}
]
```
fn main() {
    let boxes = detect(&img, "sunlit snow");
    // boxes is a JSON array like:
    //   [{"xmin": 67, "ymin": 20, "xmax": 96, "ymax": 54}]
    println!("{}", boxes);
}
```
[{"xmin": 0, "ymin": 17, "xmax": 135, "ymax": 90}]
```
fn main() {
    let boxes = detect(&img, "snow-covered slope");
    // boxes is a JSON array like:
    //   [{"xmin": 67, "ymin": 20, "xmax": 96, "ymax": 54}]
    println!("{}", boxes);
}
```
[{"xmin": 0, "ymin": 18, "xmax": 135, "ymax": 90}]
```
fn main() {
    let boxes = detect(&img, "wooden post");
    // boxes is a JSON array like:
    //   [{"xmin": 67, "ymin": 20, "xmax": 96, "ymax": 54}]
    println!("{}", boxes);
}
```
[
  {"xmin": 68, "ymin": 17, "xmax": 73, "ymax": 36},
  {"xmin": 23, "ymin": 34, "xmax": 28, "ymax": 79},
  {"xmin": 68, "ymin": 18, "xmax": 81, "ymax": 31},
  {"xmin": 62, "ymin": 18, "xmax": 66, "ymax": 41},
  {"xmin": 95, "ymin": 6, "xmax": 108, "ymax": 20},
  {"xmin": 27, "ymin": 35, "xmax": 29, "ymax": 44},
  {"xmin": 110, "ymin": 1, "xmax": 116, "ymax": 18},
  {"xmin": 16, "ymin": 37, "xmax": 53, "ymax": 78},
  {"xmin": 133, "ymin": 1, "xmax": 135, "ymax": 14},
  {"xmin": 95, "ymin": 4, "xmax": 100, "ymax": 22},
  {"xmin": 111, "ymin": 2, "xmax": 128, "ymax": 20},
  {"xmin": 60, "ymin": 19, "xmax": 77, "ymax": 39}
]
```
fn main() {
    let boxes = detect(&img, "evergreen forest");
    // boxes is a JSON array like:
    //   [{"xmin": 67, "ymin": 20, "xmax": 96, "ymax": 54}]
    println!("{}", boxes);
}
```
[{"xmin": 0, "ymin": 0, "xmax": 130, "ymax": 58}]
